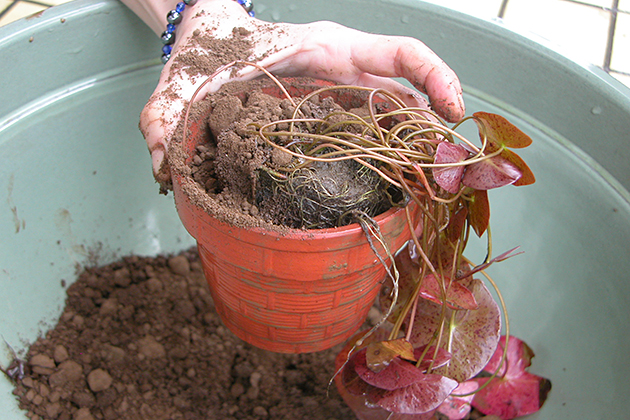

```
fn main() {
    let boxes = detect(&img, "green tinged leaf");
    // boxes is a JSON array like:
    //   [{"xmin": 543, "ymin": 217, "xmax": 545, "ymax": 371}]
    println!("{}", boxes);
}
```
[
  {"xmin": 472, "ymin": 112, "xmax": 536, "ymax": 187},
  {"xmin": 499, "ymin": 148, "xmax": 536, "ymax": 186},
  {"xmin": 473, "ymin": 112, "xmax": 533, "ymax": 149},
  {"xmin": 366, "ymin": 339, "xmax": 417, "ymax": 373}
]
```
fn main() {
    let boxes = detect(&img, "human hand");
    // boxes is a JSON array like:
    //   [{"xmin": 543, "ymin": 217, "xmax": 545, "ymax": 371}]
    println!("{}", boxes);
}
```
[{"xmin": 137, "ymin": 0, "xmax": 465, "ymax": 188}]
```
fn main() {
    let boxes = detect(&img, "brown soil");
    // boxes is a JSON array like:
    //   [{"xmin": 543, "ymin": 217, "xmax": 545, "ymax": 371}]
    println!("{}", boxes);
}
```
[
  {"xmin": 10, "ymin": 248, "xmax": 359, "ymax": 420},
  {"xmin": 186, "ymin": 81, "xmax": 398, "ymax": 230}
]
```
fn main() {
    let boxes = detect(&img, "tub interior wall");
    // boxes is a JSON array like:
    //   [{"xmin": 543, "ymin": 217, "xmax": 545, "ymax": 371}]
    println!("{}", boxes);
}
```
[{"xmin": 1, "ymin": 1, "xmax": 630, "ymax": 418}]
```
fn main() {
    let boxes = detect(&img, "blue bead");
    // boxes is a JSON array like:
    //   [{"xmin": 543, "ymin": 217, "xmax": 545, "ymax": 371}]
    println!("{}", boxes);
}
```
[
  {"xmin": 166, "ymin": 10, "xmax": 182, "ymax": 25},
  {"xmin": 175, "ymin": 2, "xmax": 186, "ymax": 13},
  {"xmin": 162, "ymin": 44, "xmax": 172, "ymax": 55},
  {"xmin": 166, "ymin": 23, "xmax": 176, "ymax": 33},
  {"xmin": 249, "ymin": 10, "xmax": 255, "ymax": 17}
]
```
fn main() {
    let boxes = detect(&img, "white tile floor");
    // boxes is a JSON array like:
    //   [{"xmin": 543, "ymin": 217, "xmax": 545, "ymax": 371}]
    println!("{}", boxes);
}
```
[{"xmin": 1, "ymin": 0, "xmax": 629, "ymax": 87}]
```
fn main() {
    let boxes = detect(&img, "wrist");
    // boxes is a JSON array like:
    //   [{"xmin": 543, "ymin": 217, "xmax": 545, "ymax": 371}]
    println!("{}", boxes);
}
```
[
  {"xmin": 120, "ymin": 0, "xmax": 251, "ymax": 36},
  {"xmin": 159, "ymin": 0, "xmax": 254, "ymax": 63}
]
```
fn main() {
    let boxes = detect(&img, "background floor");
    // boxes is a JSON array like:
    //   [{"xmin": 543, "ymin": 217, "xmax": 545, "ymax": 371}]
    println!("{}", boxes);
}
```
[{"xmin": 1, "ymin": 0, "xmax": 628, "ymax": 87}]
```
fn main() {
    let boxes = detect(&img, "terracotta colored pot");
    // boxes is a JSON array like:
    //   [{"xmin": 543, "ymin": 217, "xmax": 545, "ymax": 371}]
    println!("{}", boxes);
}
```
[{"xmin": 172, "ymin": 80, "xmax": 417, "ymax": 353}]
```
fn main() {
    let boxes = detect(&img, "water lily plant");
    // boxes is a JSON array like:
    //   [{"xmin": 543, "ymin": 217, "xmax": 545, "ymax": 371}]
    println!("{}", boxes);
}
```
[{"xmin": 184, "ymin": 61, "xmax": 552, "ymax": 419}]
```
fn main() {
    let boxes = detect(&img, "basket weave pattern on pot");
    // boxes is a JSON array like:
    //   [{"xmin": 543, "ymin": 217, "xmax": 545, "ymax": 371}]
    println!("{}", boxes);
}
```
[
  {"xmin": 173, "ymin": 185, "xmax": 414, "ymax": 353},
  {"xmin": 198, "ymin": 244, "xmax": 383, "ymax": 353}
]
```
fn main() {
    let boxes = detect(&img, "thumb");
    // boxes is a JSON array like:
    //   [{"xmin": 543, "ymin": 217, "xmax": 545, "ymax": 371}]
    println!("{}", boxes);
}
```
[
  {"xmin": 141, "ymin": 59, "xmax": 254, "ymax": 188},
  {"xmin": 139, "ymin": 91, "xmax": 183, "ymax": 188}
]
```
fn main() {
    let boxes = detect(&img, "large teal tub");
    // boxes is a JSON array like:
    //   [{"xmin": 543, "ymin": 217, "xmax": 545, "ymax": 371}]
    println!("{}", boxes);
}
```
[{"xmin": 2, "ymin": 0, "xmax": 630, "ymax": 418}]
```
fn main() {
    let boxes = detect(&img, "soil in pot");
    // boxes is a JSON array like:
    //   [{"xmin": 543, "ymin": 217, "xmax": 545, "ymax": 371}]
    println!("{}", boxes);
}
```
[
  {"xmin": 9, "ymin": 249, "xmax": 358, "ymax": 420},
  {"xmin": 180, "ymin": 77, "xmax": 405, "ymax": 231}
]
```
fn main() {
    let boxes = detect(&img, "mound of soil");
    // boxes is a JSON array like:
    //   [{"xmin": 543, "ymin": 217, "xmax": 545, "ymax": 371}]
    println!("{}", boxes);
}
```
[{"xmin": 10, "ymin": 249, "xmax": 359, "ymax": 420}]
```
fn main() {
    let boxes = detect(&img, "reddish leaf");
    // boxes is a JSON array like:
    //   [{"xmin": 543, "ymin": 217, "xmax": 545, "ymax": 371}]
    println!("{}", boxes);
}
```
[
  {"xmin": 414, "ymin": 345, "xmax": 452, "ymax": 371},
  {"xmin": 446, "ymin": 205, "xmax": 468, "ymax": 243},
  {"xmin": 410, "ymin": 279, "xmax": 501, "ymax": 382},
  {"xmin": 367, "ymin": 373, "xmax": 458, "ymax": 414},
  {"xmin": 387, "ymin": 412, "xmax": 437, "ymax": 420},
  {"xmin": 380, "ymin": 242, "xmax": 419, "ymax": 322},
  {"xmin": 433, "ymin": 142, "xmax": 469, "ymax": 193},
  {"xmin": 468, "ymin": 189, "xmax": 489, "ymax": 237},
  {"xmin": 355, "ymin": 349, "xmax": 426, "ymax": 391},
  {"xmin": 437, "ymin": 381, "xmax": 479, "ymax": 420},
  {"xmin": 418, "ymin": 274, "xmax": 478, "ymax": 310},
  {"xmin": 367, "ymin": 339, "xmax": 417, "ymax": 373},
  {"xmin": 336, "ymin": 329, "xmax": 388, "ymax": 396},
  {"xmin": 471, "ymin": 336, "xmax": 552, "ymax": 420},
  {"xmin": 344, "ymin": 348, "xmax": 371, "ymax": 396},
  {"xmin": 473, "ymin": 112, "xmax": 533, "ymax": 149},
  {"xmin": 498, "ymin": 148, "xmax": 536, "ymax": 186},
  {"xmin": 462, "ymin": 155, "xmax": 522, "ymax": 190},
  {"xmin": 458, "ymin": 246, "xmax": 523, "ymax": 280},
  {"xmin": 335, "ymin": 330, "xmax": 434, "ymax": 420}
]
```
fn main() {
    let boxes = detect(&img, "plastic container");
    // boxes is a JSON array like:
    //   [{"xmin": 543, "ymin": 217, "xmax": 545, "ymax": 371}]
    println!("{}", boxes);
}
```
[{"xmin": 1, "ymin": 0, "xmax": 630, "ymax": 418}]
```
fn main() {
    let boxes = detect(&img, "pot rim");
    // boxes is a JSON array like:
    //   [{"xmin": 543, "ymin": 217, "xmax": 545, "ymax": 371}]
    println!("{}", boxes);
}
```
[
  {"xmin": 208, "ymin": 199, "xmax": 409, "ymax": 239},
  {"xmin": 171, "ymin": 77, "xmax": 414, "ymax": 239},
  {"xmin": 172, "ymin": 167, "xmax": 412, "ymax": 238}
]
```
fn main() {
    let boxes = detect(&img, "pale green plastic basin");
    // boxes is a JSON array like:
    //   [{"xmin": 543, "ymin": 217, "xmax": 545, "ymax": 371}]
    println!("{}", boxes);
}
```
[{"xmin": 1, "ymin": 0, "xmax": 629, "ymax": 418}]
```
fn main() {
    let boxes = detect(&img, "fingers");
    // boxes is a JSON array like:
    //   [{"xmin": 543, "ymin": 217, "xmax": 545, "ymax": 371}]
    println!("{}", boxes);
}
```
[
  {"xmin": 352, "ymin": 73, "xmax": 430, "ymax": 109},
  {"xmin": 348, "ymin": 31, "xmax": 465, "ymax": 122},
  {"xmin": 139, "ymin": 92, "xmax": 178, "ymax": 186},
  {"xmin": 260, "ymin": 21, "xmax": 465, "ymax": 122}
]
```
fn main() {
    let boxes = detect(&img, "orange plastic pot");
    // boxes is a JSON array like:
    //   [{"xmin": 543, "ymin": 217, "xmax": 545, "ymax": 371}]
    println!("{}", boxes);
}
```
[{"xmin": 172, "ymin": 80, "xmax": 418, "ymax": 353}]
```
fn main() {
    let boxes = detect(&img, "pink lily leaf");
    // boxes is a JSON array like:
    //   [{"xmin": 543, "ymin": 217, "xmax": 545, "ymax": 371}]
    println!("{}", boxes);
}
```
[
  {"xmin": 433, "ymin": 141, "xmax": 469, "ymax": 193},
  {"xmin": 437, "ymin": 381, "xmax": 479, "ymax": 420},
  {"xmin": 366, "ymin": 373, "xmax": 458, "ymax": 415},
  {"xmin": 410, "ymin": 279, "xmax": 501, "ymax": 382},
  {"xmin": 418, "ymin": 274, "xmax": 479, "ymax": 310},
  {"xmin": 354, "ymin": 349, "xmax": 425, "ymax": 391},
  {"xmin": 471, "ymin": 336, "xmax": 552, "ymax": 420},
  {"xmin": 462, "ymin": 155, "xmax": 522, "ymax": 190},
  {"xmin": 414, "ymin": 345, "xmax": 452, "ymax": 372}
]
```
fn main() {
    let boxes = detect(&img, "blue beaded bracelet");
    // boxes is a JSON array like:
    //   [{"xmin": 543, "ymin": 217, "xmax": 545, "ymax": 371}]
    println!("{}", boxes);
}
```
[{"xmin": 161, "ymin": 0, "xmax": 255, "ymax": 64}]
